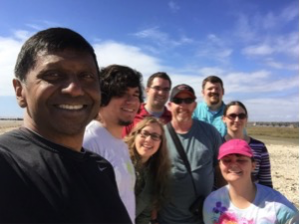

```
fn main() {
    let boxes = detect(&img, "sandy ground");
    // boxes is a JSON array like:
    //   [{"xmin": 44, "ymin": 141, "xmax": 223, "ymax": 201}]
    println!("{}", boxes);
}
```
[
  {"xmin": 0, "ymin": 121, "xmax": 299, "ymax": 208},
  {"xmin": 267, "ymin": 143, "xmax": 299, "ymax": 208}
]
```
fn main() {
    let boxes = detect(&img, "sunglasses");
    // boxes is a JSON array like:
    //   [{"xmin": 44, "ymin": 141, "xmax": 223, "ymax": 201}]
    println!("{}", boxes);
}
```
[
  {"xmin": 138, "ymin": 130, "xmax": 162, "ymax": 141},
  {"xmin": 172, "ymin": 98, "xmax": 195, "ymax": 105},
  {"xmin": 226, "ymin": 113, "xmax": 247, "ymax": 120}
]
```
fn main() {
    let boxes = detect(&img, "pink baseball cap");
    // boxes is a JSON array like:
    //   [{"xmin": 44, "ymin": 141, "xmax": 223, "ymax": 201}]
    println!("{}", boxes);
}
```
[{"xmin": 218, "ymin": 139, "xmax": 253, "ymax": 160}]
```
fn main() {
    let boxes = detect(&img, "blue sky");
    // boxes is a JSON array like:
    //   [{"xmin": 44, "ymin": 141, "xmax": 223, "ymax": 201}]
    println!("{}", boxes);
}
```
[{"xmin": 0, "ymin": 0, "xmax": 298, "ymax": 121}]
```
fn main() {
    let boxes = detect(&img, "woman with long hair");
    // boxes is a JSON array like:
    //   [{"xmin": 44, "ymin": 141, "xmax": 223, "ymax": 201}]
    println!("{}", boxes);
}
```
[
  {"xmin": 124, "ymin": 117, "xmax": 170, "ymax": 224},
  {"xmin": 222, "ymin": 101, "xmax": 273, "ymax": 188}
]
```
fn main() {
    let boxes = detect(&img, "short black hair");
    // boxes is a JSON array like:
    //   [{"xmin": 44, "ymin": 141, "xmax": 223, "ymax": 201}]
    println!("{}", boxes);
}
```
[
  {"xmin": 147, "ymin": 72, "xmax": 172, "ymax": 88},
  {"xmin": 14, "ymin": 27, "xmax": 99, "ymax": 81},
  {"xmin": 99, "ymin": 64, "xmax": 144, "ymax": 107}
]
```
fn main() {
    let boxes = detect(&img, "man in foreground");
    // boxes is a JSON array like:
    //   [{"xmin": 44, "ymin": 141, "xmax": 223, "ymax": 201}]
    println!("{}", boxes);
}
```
[
  {"xmin": 122, "ymin": 72, "xmax": 172, "ymax": 137},
  {"xmin": 83, "ymin": 64, "xmax": 144, "ymax": 223},
  {"xmin": 0, "ymin": 28, "xmax": 131, "ymax": 223},
  {"xmin": 193, "ymin": 76, "xmax": 227, "ymax": 136},
  {"xmin": 158, "ymin": 84, "xmax": 223, "ymax": 224}
]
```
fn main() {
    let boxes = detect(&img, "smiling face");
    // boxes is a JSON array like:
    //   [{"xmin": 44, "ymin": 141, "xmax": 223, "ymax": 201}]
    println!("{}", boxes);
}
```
[
  {"xmin": 134, "ymin": 123, "xmax": 162, "ymax": 163},
  {"xmin": 169, "ymin": 92, "xmax": 196, "ymax": 122},
  {"xmin": 219, "ymin": 154, "xmax": 255, "ymax": 183},
  {"xmin": 202, "ymin": 81, "xmax": 224, "ymax": 107},
  {"xmin": 101, "ymin": 87, "xmax": 140, "ymax": 127},
  {"xmin": 13, "ymin": 49, "xmax": 100, "ymax": 149},
  {"xmin": 146, "ymin": 77, "xmax": 171, "ymax": 110},
  {"xmin": 223, "ymin": 105, "xmax": 248, "ymax": 134}
]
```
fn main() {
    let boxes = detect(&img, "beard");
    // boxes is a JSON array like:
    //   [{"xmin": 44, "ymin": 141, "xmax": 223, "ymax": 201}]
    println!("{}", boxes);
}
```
[
  {"xmin": 208, "ymin": 94, "xmax": 221, "ymax": 105},
  {"xmin": 118, "ymin": 119, "xmax": 133, "ymax": 126}
]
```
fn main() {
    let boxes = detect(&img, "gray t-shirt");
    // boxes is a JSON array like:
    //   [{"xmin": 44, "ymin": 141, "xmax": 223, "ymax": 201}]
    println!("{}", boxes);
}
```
[{"xmin": 158, "ymin": 119, "xmax": 222, "ymax": 224}]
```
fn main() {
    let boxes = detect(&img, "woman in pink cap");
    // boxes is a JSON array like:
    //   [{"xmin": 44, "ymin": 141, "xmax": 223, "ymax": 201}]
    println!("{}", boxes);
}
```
[{"xmin": 203, "ymin": 139, "xmax": 298, "ymax": 224}]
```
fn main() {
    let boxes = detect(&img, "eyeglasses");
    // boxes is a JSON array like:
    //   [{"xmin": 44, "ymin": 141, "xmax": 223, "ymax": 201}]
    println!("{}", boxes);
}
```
[
  {"xmin": 171, "ymin": 98, "xmax": 195, "ymax": 105},
  {"xmin": 226, "ymin": 113, "xmax": 247, "ymax": 120},
  {"xmin": 138, "ymin": 130, "xmax": 162, "ymax": 141},
  {"xmin": 150, "ymin": 86, "xmax": 170, "ymax": 92}
]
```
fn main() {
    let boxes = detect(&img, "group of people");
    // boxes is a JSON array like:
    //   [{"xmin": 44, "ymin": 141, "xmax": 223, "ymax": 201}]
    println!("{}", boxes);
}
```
[{"xmin": 0, "ymin": 27, "xmax": 298, "ymax": 224}]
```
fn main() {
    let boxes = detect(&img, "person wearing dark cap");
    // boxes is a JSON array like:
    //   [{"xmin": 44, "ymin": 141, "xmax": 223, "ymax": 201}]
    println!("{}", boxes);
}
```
[
  {"xmin": 203, "ymin": 139, "xmax": 298, "ymax": 224},
  {"xmin": 157, "ymin": 84, "xmax": 223, "ymax": 224}
]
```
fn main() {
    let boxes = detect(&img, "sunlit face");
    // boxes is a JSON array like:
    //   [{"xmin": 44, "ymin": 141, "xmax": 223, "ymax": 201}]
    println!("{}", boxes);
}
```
[
  {"xmin": 219, "ymin": 154, "xmax": 255, "ymax": 183},
  {"xmin": 146, "ymin": 77, "xmax": 171, "ymax": 110},
  {"xmin": 135, "ymin": 123, "xmax": 162, "ymax": 163},
  {"xmin": 13, "ymin": 49, "xmax": 100, "ymax": 145},
  {"xmin": 202, "ymin": 82, "xmax": 224, "ymax": 106},
  {"xmin": 168, "ymin": 92, "xmax": 196, "ymax": 122},
  {"xmin": 222, "ymin": 105, "xmax": 248, "ymax": 133},
  {"xmin": 102, "ymin": 87, "xmax": 141, "ymax": 126}
]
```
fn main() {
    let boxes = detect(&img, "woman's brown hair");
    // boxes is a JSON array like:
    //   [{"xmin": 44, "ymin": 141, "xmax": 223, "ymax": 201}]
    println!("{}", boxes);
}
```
[{"xmin": 124, "ymin": 117, "xmax": 170, "ymax": 209}]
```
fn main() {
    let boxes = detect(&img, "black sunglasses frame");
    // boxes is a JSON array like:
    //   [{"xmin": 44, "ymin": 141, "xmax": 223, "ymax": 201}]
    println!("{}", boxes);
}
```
[
  {"xmin": 171, "ymin": 98, "xmax": 195, "ymax": 105},
  {"xmin": 226, "ymin": 113, "xmax": 247, "ymax": 120}
]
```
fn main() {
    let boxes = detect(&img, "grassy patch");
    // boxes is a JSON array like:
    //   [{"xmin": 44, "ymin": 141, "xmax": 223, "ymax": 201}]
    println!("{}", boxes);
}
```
[{"xmin": 247, "ymin": 126, "xmax": 299, "ymax": 139}]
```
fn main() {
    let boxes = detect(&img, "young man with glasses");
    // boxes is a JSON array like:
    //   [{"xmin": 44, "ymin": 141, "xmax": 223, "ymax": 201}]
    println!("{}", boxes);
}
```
[
  {"xmin": 192, "ymin": 76, "xmax": 227, "ymax": 137},
  {"xmin": 157, "ymin": 84, "xmax": 223, "ymax": 224},
  {"xmin": 122, "ymin": 72, "xmax": 172, "ymax": 137}
]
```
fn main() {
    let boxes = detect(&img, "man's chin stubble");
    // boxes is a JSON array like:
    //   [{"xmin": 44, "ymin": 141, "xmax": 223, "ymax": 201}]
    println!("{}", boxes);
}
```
[{"xmin": 118, "ymin": 120, "xmax": 133, "ymax": 126}]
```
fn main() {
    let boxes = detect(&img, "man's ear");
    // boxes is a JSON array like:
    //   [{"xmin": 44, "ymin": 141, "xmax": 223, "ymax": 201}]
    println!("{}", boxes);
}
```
[{"xmin": 13, "ymin": 79, "xmax": 27, "ymax": 108}]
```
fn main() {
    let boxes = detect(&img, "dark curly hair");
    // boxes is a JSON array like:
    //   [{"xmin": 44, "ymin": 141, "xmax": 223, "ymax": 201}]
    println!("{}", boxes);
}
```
[{"xmin": 99, "ymin": 64, "xmax": 144, "ymax": 107}]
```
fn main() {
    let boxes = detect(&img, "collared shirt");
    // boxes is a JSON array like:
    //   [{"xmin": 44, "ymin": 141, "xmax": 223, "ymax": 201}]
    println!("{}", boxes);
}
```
[
  {"xmin": 122, "ymin": 103, "xmax": 172, "ymax": 137},
  {"xmin": 192, "ymin": 101, "xmax": 227, "ymax": 137}
]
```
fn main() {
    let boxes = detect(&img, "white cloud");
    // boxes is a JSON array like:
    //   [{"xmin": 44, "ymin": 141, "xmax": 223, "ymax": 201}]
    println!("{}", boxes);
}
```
[
  {"xmin": 0, "ymin": 36, "xmax": 24, "ymax": 96},
  {"xmin": 243, "ymin": 96, "xmax": 299, "ymax": 122},
  {"xmin": 242, "ymin": 32, "xmax": 298, "ymax": 58},
  {"xmin": 13, "ymin": 30, "xmax": 32, "ymax": 41},
  {"xmin": 234, "ymin": 13, "xmax": 257, "ymax": 42},
  {"xmin": 26, "ymin": 24, "xmax": 43, "ymax": 31},
  {"xmin": 198, "ymin": 67, "xmax": 225, "ymax": 77},
  {"xmin": 132, "ymin": 27, "xmax": 194, "ymax": 49},
  {"xmin": 134, "ymin": 26, "xmax": 166, "ymax": 40},
  {"xmin": 93, "ymin": 41, "xmax": 163, "ymax": 75},
  {"xmin": 265, "ymin": 58, "xmax": 299, "ymax": 71},
  {"xmin": 242, "ymin": 44, "xmax": 274, "ymax": 56},
  {"xmin": 223, "ymin": 71, "xmax": 298, "ymax": 94},
  {"xmin": 235, "ymin": 2, "xmax": 298, "ymax": 44},
  {"xmin": 196, "ymin": 34, "xmax": 233, "ymax": 62}
]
